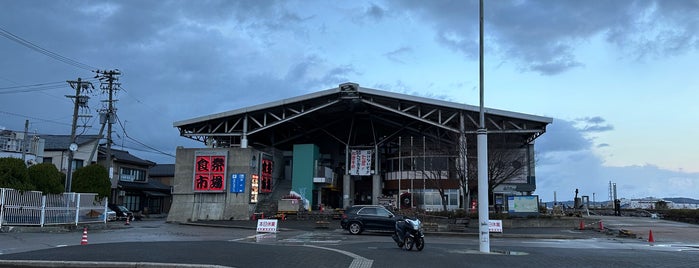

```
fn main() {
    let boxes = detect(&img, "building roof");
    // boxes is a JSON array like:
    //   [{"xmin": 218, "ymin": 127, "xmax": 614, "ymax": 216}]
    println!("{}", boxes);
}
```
[
  {"xmin": 119, "ymin": 179, "xmax": 171, "ymax": 192},
  {"xmin": 39, "ymin": 134, "xmax": 102, "ymax": 150},
  {"xmin": 98, "ymin": 147, "xmax": 154, "ymax": 166},
  {"xmin": 148, "ymin": 164, "xmax": 175, "ymax": 177},
  {"xmin": 174, "ymin": 83, "xmax": 553, "ymax": 150}
]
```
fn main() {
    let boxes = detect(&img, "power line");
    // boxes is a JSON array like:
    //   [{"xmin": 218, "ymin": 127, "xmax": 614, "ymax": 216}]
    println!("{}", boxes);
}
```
[
  {"xmin": 115, "ymin": 114, "xmax": 176, "ymax": 158},
  {"xmin": 0, "ymin": 109, "xmax": 72, "ymax": 127},
  {"xmin": 0, "ymin": 26, "xmax": 97, "ymax": 71}
]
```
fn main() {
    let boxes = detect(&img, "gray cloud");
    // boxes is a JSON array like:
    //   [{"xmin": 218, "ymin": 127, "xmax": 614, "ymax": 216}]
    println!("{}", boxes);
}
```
[
  {"xmin": 366, "ymin": 3, "xmax": 388, "ymax": 20},
  {"xmin": 536, "ymin": 119, "xmax": 593, "ymax": 153},
  {"xmin": 386, "ymin": 0, "xmax": 699, "ymax": 75},
  {"xmin": 384, "ymin": 46, "xmax": 413, "ymax": 63}
]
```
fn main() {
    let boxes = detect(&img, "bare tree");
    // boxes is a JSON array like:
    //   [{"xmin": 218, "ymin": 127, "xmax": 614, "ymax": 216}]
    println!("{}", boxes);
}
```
[{"xmin": 466, "ymin": 142, "xmax": 529, "ymax": 203}]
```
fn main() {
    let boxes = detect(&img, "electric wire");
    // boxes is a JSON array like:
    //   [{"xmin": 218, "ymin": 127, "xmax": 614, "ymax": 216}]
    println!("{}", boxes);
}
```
[
  {"xmin": 0, "ymin": 26, "xmax": 97, "ymax": 71},
  {"xmin": 115, "ymin": 115, "xmax": 176, "ymax": 158}
]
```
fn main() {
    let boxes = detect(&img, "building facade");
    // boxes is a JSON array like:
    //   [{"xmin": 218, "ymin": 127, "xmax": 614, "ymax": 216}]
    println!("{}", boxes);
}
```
[{"xmin": 168, "ymin": 83, "xmax": 552, "ymax": 222}]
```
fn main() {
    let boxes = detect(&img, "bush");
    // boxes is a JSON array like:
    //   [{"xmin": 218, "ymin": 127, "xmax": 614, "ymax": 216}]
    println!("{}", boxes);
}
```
[
  {"xmin": 0, "ymin": 157, "xmax": 33, "ymax": 191},
  {"xmin": 28, "ymin": 163, "xmax": 65, "ymax": 194},
  {"xmin": 72, "ymin": 164, "xmax": 111, "ymax": 198},
  {"xmin": 662, "ymin": 209, "xmax": 699, "ymax": 224}
]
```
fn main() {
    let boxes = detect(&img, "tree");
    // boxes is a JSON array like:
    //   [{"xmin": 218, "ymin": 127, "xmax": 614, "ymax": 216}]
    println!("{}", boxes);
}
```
[
  {"xmin": 467, "ymin": 144, "xmax": 529, "ymax": 203},
  {"xmin": 655, "ymin": 200, "xmax": 669, "ymax": 210},
  {"xmin": 72, "ymin": 164, "xmax": 111, "ymax": 198},
  {"xmin": 28, "ymin": 163, "xmax": 65, "ymax": 194},
  {"xmin": 0, "ymin": 157, "xmax": 33, "ymax": 191}
]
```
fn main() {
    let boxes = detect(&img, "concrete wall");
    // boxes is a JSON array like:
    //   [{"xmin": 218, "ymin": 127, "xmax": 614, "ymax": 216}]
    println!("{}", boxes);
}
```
[{"xmin": 167, "ymin": 147, "xmax": 257, "ymax": 222}]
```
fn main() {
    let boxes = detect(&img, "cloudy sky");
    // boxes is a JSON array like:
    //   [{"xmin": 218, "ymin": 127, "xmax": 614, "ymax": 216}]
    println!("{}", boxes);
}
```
[{"xmin": 1, "ymin": 0, "xmax": 697, "ymax": 202}]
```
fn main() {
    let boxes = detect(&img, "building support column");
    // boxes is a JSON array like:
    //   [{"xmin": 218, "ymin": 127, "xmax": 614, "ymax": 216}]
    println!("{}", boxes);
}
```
[
  {"xmin": 343, "ymin": 174, "xmax": 351, "ymax": 208},
  {"xmin": 372, "ymin": 174, "xmax": 381, "ymax": 205}
]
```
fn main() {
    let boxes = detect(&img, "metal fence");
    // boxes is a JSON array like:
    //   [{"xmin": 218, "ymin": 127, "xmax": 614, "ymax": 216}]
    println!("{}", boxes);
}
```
[{"xmin": 0, "ymin": 188, "xmax": 108, "ymax": 228}]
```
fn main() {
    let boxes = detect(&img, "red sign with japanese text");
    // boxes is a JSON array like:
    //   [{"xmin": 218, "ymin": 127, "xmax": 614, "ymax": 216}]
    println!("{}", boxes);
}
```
[
  {"xmin": 260, "ymin": 158, "xmax": 273, "ymax": 193},
  {"xmin": 193, "ymin": 152, "xmax": 227, "ymax": 192}
]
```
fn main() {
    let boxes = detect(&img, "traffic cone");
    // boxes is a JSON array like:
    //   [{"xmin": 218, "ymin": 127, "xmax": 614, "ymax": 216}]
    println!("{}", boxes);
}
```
[
  {"xmin": 579, "ymin": 220, "xmax": 585, "ymax": 230},
  {"xmin": 81, "ymin": 227, "xmax": 88, "ymax": 245},
  {"xmin": 599, "ymin": 220, "xmax": 604, "ymax": 231},
  {"xmin": 648, "ymin": 229, "xmax": 655, "ymax": 243},
  {"xmin": 125, "ymin": 216, "xmax": 130, "ymax": 226}
]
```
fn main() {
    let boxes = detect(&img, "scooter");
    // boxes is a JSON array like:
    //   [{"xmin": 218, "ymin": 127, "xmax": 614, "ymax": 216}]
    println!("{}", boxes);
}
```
[{"xmin": 392, "ymin": 218, "xmax": 425, "ymax": 251}]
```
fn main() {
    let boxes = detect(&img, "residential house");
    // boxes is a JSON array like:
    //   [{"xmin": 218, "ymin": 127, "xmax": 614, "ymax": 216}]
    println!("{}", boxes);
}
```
[
  {"xmin": 98, "ymin": 147, "xmax": 170, "ymax": 214},
  {"xmin": 147, "ymin": 164, "xmax": 175, "ymax": 214},
  {"xmin": 40, "ymin": 134, "xmax": 102, "ymax": 172}
]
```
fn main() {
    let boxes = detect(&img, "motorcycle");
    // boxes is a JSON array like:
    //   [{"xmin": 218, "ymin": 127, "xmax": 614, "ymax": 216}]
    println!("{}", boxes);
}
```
[{"xmin": 392, "ymin": 218, "xmax": 425, "ymax": 251}]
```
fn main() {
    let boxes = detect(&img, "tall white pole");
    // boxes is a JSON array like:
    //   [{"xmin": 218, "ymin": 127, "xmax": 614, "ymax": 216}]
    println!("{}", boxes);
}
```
[
  {"xmin": 477, "ymin": 0, "xmax": 490, "ymax": 253},
  {"xmin": 410, "ymin": 136, "xmax": 414, "ymax": 208},
  {"xmin": 398, "ymin": 136, "xmax": 402, "ymax": 208}
]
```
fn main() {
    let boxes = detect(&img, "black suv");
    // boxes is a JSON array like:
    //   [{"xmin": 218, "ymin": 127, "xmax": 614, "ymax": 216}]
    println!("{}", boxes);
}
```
[{"xmin": 340, "ymin": 205, "xmax": 402, "ymax": 235}]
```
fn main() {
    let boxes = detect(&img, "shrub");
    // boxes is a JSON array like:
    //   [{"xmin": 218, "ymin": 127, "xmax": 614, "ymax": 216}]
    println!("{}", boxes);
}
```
[
  {"xmin": 72, "ymin": 164, "xmax": 111, "ymax": 198},
  {"xmin": 28, "ymin": 163, "xmax": 65, "ymax": 194},
  {"xmin": 0, "ymin": 157, "xmax": 33, "ymax": 191}
]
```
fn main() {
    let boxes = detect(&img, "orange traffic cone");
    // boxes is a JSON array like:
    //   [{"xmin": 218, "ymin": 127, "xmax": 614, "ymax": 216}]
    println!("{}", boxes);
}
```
[
  {"xmin": 81, "ymin": 227, "xmax": 88, "ymax": 245},
  {"xmin": 125, "ymin": 216, "xmax": 130, "ymax": 226},
  {"xmin": 599, "ymin": 220, "xmax": 604, "ymax": 231},
  {"xmin": 579, "ymin": 220, "xmax": 585, "ymax": 230},
  {"xmin": 648, "ymin": 229, "xmax": 655, "ymax": 243}
]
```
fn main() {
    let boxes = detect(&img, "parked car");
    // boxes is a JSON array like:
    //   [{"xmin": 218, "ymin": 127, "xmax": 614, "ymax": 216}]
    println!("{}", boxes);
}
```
[
  {"xmin": 108, "ymin": 204, "xmax": 134, "ymax": 221},
  {"xmin": 340, "ymin": 205, "xmax": 402, "ymax": 235},
  {"xmin": 105, "ymin": 208, "xmax": 117, "ymax": 222}
]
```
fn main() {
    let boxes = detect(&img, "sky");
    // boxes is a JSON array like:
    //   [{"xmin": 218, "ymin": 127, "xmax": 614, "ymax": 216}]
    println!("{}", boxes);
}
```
[{"xmin": 1, "ymin": 0, "xmax": 697, "ymax": 202}]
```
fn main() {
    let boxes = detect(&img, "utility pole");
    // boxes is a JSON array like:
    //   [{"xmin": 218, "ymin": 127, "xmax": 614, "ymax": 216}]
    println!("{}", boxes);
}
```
[
  {"xmin": 65, "ymin": 78, "xmax": 93, "ymax": 192},
  {"xmin": 95, "ymin": 69, "xmax": 121, "ymax": 196},
  {"xmin": 21, "ymin": 120, "xmax": 28, "ymax": 161}
]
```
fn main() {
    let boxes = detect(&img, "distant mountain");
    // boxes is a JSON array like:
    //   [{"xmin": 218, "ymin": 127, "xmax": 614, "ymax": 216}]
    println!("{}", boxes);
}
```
[{"xmin": 664, "ymin": 197, "xmax": 699, "ymax": 204}]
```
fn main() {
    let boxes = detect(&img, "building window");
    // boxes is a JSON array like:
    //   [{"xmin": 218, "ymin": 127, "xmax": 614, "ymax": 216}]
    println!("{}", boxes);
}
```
[
  {"xmin": 119, "ymin": 167, "xmax": 146, "ymax": 182},
  {"xmin": 124, "ymin": 194, "xmax": 141, "ymax": 211},
  {"xmin": 72, "ymin": 159, "xmax": 84, "ymax": 170},
  {"xmin": 43, "ymin": 157, "xmax": 53, "ymax": 164}
]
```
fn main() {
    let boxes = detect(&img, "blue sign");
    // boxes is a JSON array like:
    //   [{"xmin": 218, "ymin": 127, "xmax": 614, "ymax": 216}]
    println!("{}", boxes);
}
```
[{"xmin": 230, "ymin": 174, "xmax": 246, "ymax": 193}]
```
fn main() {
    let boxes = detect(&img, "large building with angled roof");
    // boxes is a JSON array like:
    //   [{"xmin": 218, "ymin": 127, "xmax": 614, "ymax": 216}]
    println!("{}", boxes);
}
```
[{"xmin": 167, "ymin": 83, "xmax": 552, "ymax": 222}]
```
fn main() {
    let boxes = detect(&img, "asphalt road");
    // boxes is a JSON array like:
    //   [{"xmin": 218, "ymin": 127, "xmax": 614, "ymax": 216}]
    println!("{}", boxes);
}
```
[{"xmin": 0, "ymin": 216, "xmax": 697, "ymax": 267}]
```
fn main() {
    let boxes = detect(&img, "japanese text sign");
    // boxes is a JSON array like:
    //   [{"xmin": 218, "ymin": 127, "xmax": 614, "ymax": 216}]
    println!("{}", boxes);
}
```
[
  {"xmin": 193, "ymin": 151, "xmax": 227, "ymax": 192},
  {"xmin": 349, "ymin": 150, "xmax": 372, "ymax": 176},
  {"xmin": 260, "ymin": 158, "xmax": 273, "ymax": 193},
  {"xmin": 230, "ymin": 173, "xmax": 246, "ymax": 193}
]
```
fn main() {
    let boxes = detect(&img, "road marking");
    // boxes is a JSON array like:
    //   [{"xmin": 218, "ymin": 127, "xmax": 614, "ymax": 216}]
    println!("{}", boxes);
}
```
[{"xmin": 304, "ymin": 244, "xmax": 373, "ymax": 268}]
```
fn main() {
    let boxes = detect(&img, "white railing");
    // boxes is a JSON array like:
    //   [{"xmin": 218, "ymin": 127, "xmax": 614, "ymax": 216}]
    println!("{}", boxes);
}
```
[{"xmin": 0, "ymin": 188, "xmax": 108, "ymax": 228}]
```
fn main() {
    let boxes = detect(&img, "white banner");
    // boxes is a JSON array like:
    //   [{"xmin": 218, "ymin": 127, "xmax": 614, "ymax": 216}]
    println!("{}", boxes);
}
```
[{"xmin": 349, "ymin": 150, "xmax": 372, "ymax": 176}]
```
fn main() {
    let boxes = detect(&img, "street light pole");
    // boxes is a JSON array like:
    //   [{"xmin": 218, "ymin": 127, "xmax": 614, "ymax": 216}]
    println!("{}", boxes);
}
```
[{"xmin": 477, "ymin": 0, "xmax": 490, "ymax": 253}]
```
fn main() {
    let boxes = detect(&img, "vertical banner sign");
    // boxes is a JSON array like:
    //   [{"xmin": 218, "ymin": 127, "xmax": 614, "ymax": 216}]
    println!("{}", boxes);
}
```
[
  {"xmin": 230, "ymin": 173, "xmax": 246, "ymax": 193},
  {"xmin": 250, "ymin": 174, "xmax": 259, "ymax": 203},
  {"xmin": 193, "ymin": 151, "xmax": 227, "ymax": 192},
  {"xmin": 349, "ymin": 150, "xmax": 372, "ymax": 176},
  {"xmin": 260, "ymin": 158, "xmax": 273, "ymax": 193}
]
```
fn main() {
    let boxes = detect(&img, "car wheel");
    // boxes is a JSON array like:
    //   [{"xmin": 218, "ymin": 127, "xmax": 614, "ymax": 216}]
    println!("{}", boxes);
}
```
[{"xmin": 348, "ymin": 222, "xmax": 362, "ymax": 235}]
